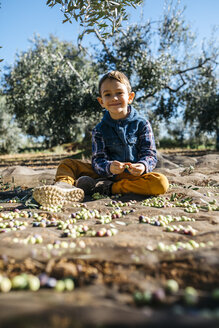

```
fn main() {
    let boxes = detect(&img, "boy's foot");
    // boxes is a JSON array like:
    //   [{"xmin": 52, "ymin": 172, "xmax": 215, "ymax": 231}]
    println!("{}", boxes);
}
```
[
  {"xmin": 32, "ymin": 181, "xmax": 84, "ymax": 206},
  {"xmin": 93, "ymin": 179, "xmax": 113, "ymax": 196},
  {"xmin": 75, "ymin": 176, "xmax": 96, "ymax": 195}
]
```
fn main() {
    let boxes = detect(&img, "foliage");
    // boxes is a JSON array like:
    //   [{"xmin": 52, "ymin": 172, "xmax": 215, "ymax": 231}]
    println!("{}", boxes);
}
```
[
  {"xmin": 2, "ymin": 1, "xmax": 219, "ymax": 151},
  {"xmin": 0, "ymin": 46, "xmax": 3, "ymax": 64},
  {"xmin": 0, "ymin": 96, "xmax": 23, "ymax": 154},
  {"xmin": 158, "ymin": 136, "xmax": 181, "ymax": 149},
  {"xmin": 182, "ymin": 65, "xmax": 219, "ymax": 149},
  {"xmin": 158, "ymin": 134, "xmax": 215, "ymax": 150},
  {"xmin": 46, "ymin": 0, "xmax": 143, "ymax": 41},
  {"xmin": 94, "ymin": 1, "xmax": 219, "ymax": 147},
  {"xmin": 0, "ymin": 1, "xmax": 3, "ymax": 63},
  {"xmin": 96, "ymin": 2, "xmax": 217, "ymax": 101},
  {"xmin": 3, "ymin": 35, "xmax": 101, "ymax": 147}
]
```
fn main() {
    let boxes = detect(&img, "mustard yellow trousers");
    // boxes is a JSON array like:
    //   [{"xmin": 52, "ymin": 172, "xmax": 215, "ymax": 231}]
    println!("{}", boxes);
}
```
[{"xmin": 55, "ymin": 159, "xmax": 169, "ymax": 196}]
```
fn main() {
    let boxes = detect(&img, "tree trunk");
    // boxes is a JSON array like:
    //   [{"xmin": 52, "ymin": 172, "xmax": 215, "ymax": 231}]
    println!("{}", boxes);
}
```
[{"xmin": 216, "ymin": 128, "xmax": 219, "ymax": 151}]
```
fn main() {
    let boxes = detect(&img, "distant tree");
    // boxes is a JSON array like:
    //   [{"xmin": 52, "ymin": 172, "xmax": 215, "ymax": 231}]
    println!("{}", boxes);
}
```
[
  {"xmin": 3, "ymin": 35, "xmax": 101, "ymax": 147},
  {"xmin": 46, "ymin": 0, "xmax": 143, "ymax": 41},
  {"xmin": 183, "ymin": 65, "xmax": 219, "ymax": 150},
  {"xmin": 0, "ymin": 1, "xmax": 3, "ymax": 64},
  {"xmin": 0, "ymin": 96, "xmax": 23, "ymax": 154},
  {"xmin": 167, "ymin": 125, "xmax": 185, "ymax": 148}
]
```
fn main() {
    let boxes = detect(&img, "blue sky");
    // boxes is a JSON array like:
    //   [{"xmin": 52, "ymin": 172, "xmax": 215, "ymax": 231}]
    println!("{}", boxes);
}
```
[{"xmin": 0, "ymin": 0, "xmax": 219, "ymax": 75}]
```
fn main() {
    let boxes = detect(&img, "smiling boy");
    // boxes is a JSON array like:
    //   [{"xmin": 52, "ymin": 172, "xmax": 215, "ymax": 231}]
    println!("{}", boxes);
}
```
[
  {"xmin": 95, "ymin": 72, "xmax": 145, "ymax": 178},
  {"xmin": 91, "ymin": 71, "xmax": 169, "ymax": 196},
  {"xmin": 33, "ymin": 71, "xmax": 169, "ymax": 206}
]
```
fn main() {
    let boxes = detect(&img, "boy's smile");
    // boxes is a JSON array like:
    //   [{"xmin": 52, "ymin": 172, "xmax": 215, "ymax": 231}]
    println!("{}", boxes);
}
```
[{"xmin": 97, "ymin": 78, "xmax": 135, "ymax": 120}]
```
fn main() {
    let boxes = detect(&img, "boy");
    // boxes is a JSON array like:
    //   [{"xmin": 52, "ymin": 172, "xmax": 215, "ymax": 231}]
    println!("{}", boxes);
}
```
[{"xmin": 33, "ymin": 71, "xmax": 169, "ymax": 206}]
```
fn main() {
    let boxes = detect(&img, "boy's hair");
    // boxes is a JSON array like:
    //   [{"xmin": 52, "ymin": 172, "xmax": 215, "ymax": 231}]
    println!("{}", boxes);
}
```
[{"xmin": 98, "ymin": 71, "xmax": 132, "ymax": 95}]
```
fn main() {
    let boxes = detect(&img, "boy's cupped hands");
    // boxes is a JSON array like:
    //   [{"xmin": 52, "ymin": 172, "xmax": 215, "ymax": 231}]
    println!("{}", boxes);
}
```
[{"xmin": 110, "ymin": 161, "xmax": 145, "ymax": 176}]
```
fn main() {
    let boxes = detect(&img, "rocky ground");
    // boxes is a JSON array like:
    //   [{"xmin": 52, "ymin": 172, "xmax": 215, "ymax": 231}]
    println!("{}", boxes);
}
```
[{"xmin": 0, "ymin": 151, "xmax": 219, "ymax": 328}]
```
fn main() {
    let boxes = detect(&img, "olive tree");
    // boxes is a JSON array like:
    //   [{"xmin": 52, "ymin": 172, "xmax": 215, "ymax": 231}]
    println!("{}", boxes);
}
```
[
  {"xmin": 0, "ymin": 96, "xmax": 23, "ymax": 153},
  {"xmin": 94, "ymin": 1, "xmax": 219, "ymax": 144},
  {"xmin": 3, "ymin": 35, "xmax": 101, "ymax": 147},
  {"xmin": 183, "ymin": 65, "xmax": 219, "ymax": 150}
]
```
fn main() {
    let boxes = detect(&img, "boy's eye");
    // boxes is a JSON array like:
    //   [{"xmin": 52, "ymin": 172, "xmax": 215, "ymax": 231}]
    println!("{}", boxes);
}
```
[{"xmin": 104, "ymin": 93, "xmax": 110, "ymax": 97}]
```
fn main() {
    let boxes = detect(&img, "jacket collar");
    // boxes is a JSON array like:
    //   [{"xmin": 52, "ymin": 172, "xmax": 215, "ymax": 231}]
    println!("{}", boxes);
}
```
[{"xmin": 102, "ymin": 105, "xmax": 138, "ymax": 127}]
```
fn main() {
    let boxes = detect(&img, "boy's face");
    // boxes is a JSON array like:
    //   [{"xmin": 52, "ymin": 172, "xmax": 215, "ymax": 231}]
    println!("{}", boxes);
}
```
[{"xmin": 97, "ymin": 78, "xmax": 135, "ymax": 120}]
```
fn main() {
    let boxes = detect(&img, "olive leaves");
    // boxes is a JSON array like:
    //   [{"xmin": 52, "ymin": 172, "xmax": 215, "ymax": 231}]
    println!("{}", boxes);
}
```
[{"xmin": 46, "ymin": 0, "xmax": 143, "ymax": 40}]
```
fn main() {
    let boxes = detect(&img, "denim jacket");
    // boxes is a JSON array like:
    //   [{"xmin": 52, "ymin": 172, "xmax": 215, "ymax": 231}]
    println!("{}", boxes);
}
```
[{"xmin": 92, "ymin": 106, "xmax": 157, "ymax": 178}]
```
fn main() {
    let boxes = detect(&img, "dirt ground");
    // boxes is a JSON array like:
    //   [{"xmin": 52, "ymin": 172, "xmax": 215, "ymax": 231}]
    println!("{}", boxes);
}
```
[{"xmin": 0, "ymin": 150, "xmax": 219, "ymax": 328}]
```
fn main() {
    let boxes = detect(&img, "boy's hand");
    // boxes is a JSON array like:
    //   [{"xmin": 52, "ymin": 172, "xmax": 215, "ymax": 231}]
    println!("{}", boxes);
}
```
[
  {"xmin": 126, "ymin": 163, "xmax": 145, "ymax": 176},
  {"xmin": 110, "ymin": 161, "xmax": 145, "ymax": 176},
  {"xmin": 110, "ymin": 161, "xmax": 126, "ymax": 174}
]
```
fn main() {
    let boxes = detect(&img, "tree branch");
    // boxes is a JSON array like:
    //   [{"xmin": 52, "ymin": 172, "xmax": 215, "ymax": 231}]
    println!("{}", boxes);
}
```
[
  {"xmin": 176, "ymin": 57, "xmax": 211, "ymax": 74},
  {"xmin": 136, "ymin": 90, "xmax": 158, "ymax": 101},
  {"xmin": 165, "ymin": 73, "xmax": 186, "ymax": 92},
  {"xmin": 165, "ymin": 57, "xmax": 212, "ymax": 93},
  {"xmin": 58, "ymin": 52, "xmax": 90, "ymax": 89},
  {"xmin": 94, "ymin": 29, "xmax": 118, "ymax": 62}
]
